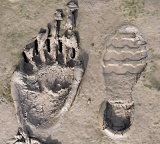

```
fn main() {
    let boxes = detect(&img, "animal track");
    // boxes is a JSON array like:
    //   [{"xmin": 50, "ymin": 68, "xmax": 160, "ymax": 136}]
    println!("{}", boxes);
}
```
[
  {"xmin": 98, "ymin": 25, "xmax": 147, "ymax": 136},
  {"xmin": 10, "ymin": 1, "xmax": 84, "ymax": 143}
]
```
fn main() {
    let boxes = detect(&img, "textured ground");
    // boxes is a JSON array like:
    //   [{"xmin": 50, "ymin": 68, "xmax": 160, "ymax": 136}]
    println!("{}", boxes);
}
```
[{"xmin": 0, "ymin": 0, "xmax": 160, "ymax": 144}]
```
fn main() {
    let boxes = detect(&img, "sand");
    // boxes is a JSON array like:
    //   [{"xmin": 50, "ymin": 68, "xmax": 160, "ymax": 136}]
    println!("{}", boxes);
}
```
[{"xmin": 0, "ymin": 0, "xmax": 160, "ymax": 143}]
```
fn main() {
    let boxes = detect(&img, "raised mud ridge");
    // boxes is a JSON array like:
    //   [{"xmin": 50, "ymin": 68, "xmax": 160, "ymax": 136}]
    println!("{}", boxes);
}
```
[
  {"xmin": 10, "ymin": 1, "xmax": 83, "ymax": 143},
  {"xmin": 99, "ymin": 25, "xmax": 147, "ymax": 136}
]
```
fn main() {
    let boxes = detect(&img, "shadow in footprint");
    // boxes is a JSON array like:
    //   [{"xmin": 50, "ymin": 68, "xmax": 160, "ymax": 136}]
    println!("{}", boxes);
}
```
[
  {"xmin": 80, "ymin": 50, "xmax": 89, "ymax": 71},
  {"xmin": 24, "ymin": 126, "xmax": 62, "ymax": 144},
  {"xmin": 103, "ymin": 101, "xmax": 132, "ymax": 132},
  {"xmin": 75, "ymin": 31, "xmax": 80, "ymax": 46},
  {"xmin": 39, "ymin": 28, "xmax": 47, "ymax": 34},
  {"xmin": 47, "ymin": 23, "xmax": 52, "ymax": 37},
  {"xmin": 45, "ymin": 136, "xmax": 62, "ymax": 144},
  {"xmin": 72, "ymin": 0, "xmax": 79, "ymax": 26}
]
